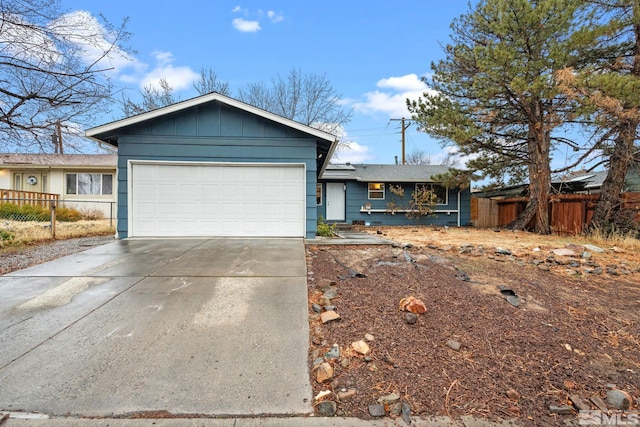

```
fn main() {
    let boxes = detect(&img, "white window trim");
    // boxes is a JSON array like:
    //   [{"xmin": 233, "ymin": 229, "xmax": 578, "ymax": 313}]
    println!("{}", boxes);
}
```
[
  {"xmin": 368, "ymin": 183, "xmax": 385, "ymax": 200},
  {"xmin": 415, "ymin": 183, "xmax": 448, "ymax": 205}
]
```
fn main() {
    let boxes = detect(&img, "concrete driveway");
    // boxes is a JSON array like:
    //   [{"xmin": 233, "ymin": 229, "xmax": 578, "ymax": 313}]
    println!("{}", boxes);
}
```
[{"xmin": 0, "ymin": 239, "xmax": 311, "ymax": 418}]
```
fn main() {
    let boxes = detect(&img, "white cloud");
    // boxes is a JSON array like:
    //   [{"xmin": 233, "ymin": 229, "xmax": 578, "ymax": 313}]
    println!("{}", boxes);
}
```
[
  {"xmin": 329, "ymin": 126, "xmax": 374, "ymax": 163},
  {"xmin": 232, "ymin": 17, "xmax": 261, "ymax": 32},
  {"xmin": 267, "ymin": 10, "xmax": 284, "ymax": 23},
  {"xmin": 230, "ymin": 7, "xmax": 282, "ymax": 32},
  {"xmin": 138, "ymin": 51, "xmax": 199, "ymax": 91},
  {"xmin": 332, "ymin": 141, "xmax": 373, "ymax": 164},
  {"xmin": 354, "ymin": 73, "xmax": 436, "ymax": 118}
]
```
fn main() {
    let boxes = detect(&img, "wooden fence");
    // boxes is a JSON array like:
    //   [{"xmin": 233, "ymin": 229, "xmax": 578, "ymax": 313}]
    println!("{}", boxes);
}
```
[
  {"xmin": 471, "ymin": 192, "xmax": 640, "ymax": 235},
  {"xmin": 0, "ymin": 189, "xmax": 59, "ymax": 207}
]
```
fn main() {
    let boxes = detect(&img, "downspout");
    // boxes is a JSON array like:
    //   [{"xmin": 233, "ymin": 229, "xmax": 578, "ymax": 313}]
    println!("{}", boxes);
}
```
[{"xmin": 457, "ymin": 189, "xmax": 461, "ymax": 227}]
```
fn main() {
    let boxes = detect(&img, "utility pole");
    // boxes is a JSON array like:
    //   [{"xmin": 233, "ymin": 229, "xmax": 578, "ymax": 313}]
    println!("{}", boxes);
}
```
[{"xmin": 390, "ymin": 118, "xmax": 412, "ymax": 164}]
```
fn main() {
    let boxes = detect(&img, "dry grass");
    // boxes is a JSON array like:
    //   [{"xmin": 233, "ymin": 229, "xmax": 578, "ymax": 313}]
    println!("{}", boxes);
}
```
[
  {"xmin": 0, "ymin": 219, "xmax": 114, "ymax": 247},
  {"xmin": 360, "ymin": 225, "xmax": 640, "ymax": 269}
]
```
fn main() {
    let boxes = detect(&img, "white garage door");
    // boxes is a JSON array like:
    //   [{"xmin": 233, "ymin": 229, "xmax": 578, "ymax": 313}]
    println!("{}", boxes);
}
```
[{"xmin": 130, "ymin": 162, "xmax": 306, "ymax": 237}]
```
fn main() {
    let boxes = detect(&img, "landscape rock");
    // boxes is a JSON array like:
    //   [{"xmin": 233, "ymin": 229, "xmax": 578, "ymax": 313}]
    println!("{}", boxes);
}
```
[
  {"xmin": 325, "ymin": 344, "xmax": 340, "ymax": 359},
  {"xmin": 317, "ymin": 279, "xmax": 336, "ymax": 291},
  {"xmin": 389, "ymin": 402, "xmax": 403, "ymax": 416},
  {"xmin": 351, "ymin": 340, "xmax": 370, "ymax": 355},
  {"xmin": 405, "ymin": 312, "xmax": 418, "ymax": 324},
  {"xmin": 549, "ymin": 405, "xmax": 573, "ymax": 415},
  {"xmin": 364, "ymin": 333, "xmax": 375, "ymax": 342},
  {"xmin": 583, "ymin": 244, "xmax": 605, "ymax": 253},
  {"xmin": 368, "ymin": 404, "xmax": 386, "ymax": 417},
  {"xmin": 552, "ymin": 248, "xmax": 577, "ymax": 257},
  {"xmin": 401, "ymin": 403, "xmax": 411, "ymax": 424},
  {"xmin": 377, "ymin": 392, "xmax": 401, "ymax": 406},
  {"xmin": 336, "ymin": 388, "xmax": 356, "ymax": 401},
  {"xmin": 569, "ymin": 394, "xmax": 590, "ymax": 411},
  {"xmin": 311, "ymin": 303, "xmax": 322, "ymax": 313},
  {"xmin": 590, "ymin": 395, "xmax": 608, "ymax": 412},
  {"xmin": 581, "ymin": 251, "xmax": 592, "ymax": 259},
  {"xmin": 320, "ymin": 311, "xmax": 341, "ymax": 324},
  {"xmin": 506, "ymin": 389, "xmax": 521, "ymax": 401},
  {"xmin": 323, "ymin": 287, "xmax": 339, "ymax": 299},
  {"xmin": 315, "ymin": 390, "xmax": 332, "ymax": 401},
  {"xmin": 314, "ymin": 362, "xmax": 334, "ymax": 383},
  {"xmin": 496, "ymin": 247, "xmax": 512, "ymax": 255},
  {"xmin": 606, "ymin": 389, "xmax": 631, "ymax": 410},
  {"xmin": 446, "ymin": 339, "xmax": 462, "ymax": 351},
  {"xmin": 317, "ymin": 400, "xmax": 337, "ymax": 416},
  {"xmin": 606, "ymin": 267, "xmax": 619, "ymax": 276},
  {"xmin": 399, "ymin": 296, "xmax": 427, "ymax": 314}
]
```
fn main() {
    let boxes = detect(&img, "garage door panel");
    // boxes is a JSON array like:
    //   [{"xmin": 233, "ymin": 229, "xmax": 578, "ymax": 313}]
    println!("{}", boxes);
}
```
[{"xmin": 131, "ymin": 163, "xmax": 305, "ymax": 237}]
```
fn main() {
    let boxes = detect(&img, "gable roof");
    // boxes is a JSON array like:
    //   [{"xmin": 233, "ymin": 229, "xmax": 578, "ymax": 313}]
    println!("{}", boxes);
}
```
[
  {"xmin": 85, "ymin": 92, "xmax": 338, "ymax": 174},
  {"xmin": 0, "ymin": 153, "xmax": 117, "ymax": 168},
  {"xmin": 321, "ymin": 164, "xmax": 452, "ymax": 182}
]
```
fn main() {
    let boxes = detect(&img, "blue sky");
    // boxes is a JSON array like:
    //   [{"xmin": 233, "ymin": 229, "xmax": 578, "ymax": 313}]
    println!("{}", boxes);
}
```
[{"xmin": 60, "ymin": 1, "xmax": 471, "ymax": 165}]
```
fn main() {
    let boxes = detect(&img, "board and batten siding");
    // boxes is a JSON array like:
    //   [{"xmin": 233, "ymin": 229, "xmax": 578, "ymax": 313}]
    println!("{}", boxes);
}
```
[{"xmin": 115, "ymin": 102, "xmax": 321, "ymax": 239}]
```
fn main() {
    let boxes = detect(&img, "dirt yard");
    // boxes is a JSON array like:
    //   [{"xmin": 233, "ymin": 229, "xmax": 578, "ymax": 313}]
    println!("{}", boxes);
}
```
[{"xmin": 306, "ymin": 226, "xmax": 640, "ymax": 425}]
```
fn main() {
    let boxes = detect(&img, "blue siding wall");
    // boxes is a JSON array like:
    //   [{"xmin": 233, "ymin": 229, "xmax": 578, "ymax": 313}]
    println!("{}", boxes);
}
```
[
  {"xmin": 115, "ymin": 102, "xmax": 321, "ymax": 238},
  {"xmin": 317, "ymin": 181, "xmax": 471, "ymax": 227}
]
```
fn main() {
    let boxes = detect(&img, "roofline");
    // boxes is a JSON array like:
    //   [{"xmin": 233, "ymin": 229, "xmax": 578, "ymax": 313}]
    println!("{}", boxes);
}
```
[{"xmin": 85, "ymin": 92, "xmax": 337, "ymax": 144}]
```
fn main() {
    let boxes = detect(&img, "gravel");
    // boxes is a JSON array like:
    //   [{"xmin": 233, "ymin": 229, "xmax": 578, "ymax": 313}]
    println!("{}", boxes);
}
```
[{"xmin": 0, "ymin": 235, "xmax": 115, "ymax": 275}]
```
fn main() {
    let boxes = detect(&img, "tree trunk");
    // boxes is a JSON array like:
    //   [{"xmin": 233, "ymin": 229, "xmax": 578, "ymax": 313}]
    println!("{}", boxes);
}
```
[
  {"xmin": 589, "ymin": 121, "xmax": 637, "ymax": 232},
  {"xmin": 591, "ymin": 17, "xmax": 640, "ymax": 234},
  {"xmin": 505, "ymin": 112, "xmax": 552, "ymax": 234}
]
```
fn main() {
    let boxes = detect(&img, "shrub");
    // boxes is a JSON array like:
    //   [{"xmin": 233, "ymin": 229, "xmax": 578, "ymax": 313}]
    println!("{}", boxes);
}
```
[
  {"xmin": 55, "ymin": 206, "xmax": 82, "ymax": 222},
  {"xmin": 316, "ymin": 216, "xmax": 336, "ymax": 237},
  {"xmin": 0, "ymin": 202, "xmax": 49, "ymax": 221},
  {"xmin": 79, "ymin": 208, "xmax": 105, "ymax": 220},
  {"xmin": 0, "ymin": 229, "xmax": 15, "ymax": 243}
]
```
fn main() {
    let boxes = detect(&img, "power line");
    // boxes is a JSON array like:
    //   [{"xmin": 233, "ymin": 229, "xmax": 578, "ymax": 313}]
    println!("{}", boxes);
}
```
[{"xmin": 390, "ymin": 118, "xmax": 413, "ymax": 164}]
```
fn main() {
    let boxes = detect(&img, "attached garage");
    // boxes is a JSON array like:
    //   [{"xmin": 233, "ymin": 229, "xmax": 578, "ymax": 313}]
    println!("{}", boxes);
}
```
[
  {"xmin": 130, "ymin": 162, "xmax": 305, "ymax": 237},
  {"xmin": 85, "ymin": 93, "xmax": 337, "ymax": 239}
]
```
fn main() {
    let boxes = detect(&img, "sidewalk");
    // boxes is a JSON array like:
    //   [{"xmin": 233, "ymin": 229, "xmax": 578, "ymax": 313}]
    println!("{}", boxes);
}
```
[{"xmin": 2, "ymin": 413, "xmax": 522, "ymax": 426}]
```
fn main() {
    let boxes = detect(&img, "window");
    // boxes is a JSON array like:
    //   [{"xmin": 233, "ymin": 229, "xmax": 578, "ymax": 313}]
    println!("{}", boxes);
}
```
[
  {"xmin": 13, "ymin": 173, "xmax": 22, "ymax": 191},
  {"xmin": 316, "ymin": 183, "xmax": 322, "ymax": 205},
  {"xmin": 368, "ymin": 183, "xmax": 385, "ymax": 199},
  {"xmin": 416, "ymin": 183, "xmax": 448, "ymax": 205},
  {"xmin": 66, "ymin": 173, "xmax": 113, "ymax": 195}
]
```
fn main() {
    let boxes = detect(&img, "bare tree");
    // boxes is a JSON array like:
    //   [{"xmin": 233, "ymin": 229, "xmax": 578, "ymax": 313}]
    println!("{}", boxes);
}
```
[
  {"xmin": 0, "ymin": 0, "xmax": 131, "ymax": 152},
  {"xmin": 193, "ymin": 67, "xmax": 231, "ymax": 96},
  {"xmin": 122, "ymin": 78, "xmax": 176, "ymax": 117},
  {"xmin": 406, "ymin": 148, "xmax": 432, "ymax": 165},
  {"xmin": 238, "ymin": 68, "xmax": 352, "ymax": 135}
]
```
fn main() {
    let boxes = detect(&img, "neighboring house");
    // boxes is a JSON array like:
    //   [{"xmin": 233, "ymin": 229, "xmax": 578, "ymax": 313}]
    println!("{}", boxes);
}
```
[
  {"xmin": 0, "ymin": 153, "xmax": 117, "ymax": 217},
  {"xmin": 473, "ymin": 167, "xmax": 640, "ymax": 198},
  {"xmin": 318, "ymin": 163, "xmax": 472, "ymax": 227},
  {"xmin": 85, "ymin": 92, "xmax": 337, "ymax": 239}
]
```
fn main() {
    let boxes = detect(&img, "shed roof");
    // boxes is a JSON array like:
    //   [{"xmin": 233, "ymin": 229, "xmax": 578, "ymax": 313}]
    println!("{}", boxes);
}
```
[
  {"xmin": 321, "ymin": 164, "xmax": 452, "ymax": 182},
  {"xmin": 0, "ymin": 153, "xmax": 117, "ymax": 168}
]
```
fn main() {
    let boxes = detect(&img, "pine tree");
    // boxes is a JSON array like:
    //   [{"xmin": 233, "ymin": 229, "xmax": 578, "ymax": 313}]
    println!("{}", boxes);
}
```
[{"xmin": 408, "ymin": 0, "xmax": 587, "ymax": 234}]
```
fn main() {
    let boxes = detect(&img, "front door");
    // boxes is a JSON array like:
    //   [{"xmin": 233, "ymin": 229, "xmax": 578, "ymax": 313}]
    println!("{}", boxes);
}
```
[{"xmin": 325, "ymin": 182, "xmax": 345, "ymax": 221}]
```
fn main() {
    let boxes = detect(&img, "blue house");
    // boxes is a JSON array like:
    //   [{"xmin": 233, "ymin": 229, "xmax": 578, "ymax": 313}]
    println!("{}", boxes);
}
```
[
  {"xmin": 85, "ymin": 93, "xmax": 337, "ymax": 239},
  {"xmin": 318, "ymin": 163, "xmax": 471, "ymax": 227}
]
